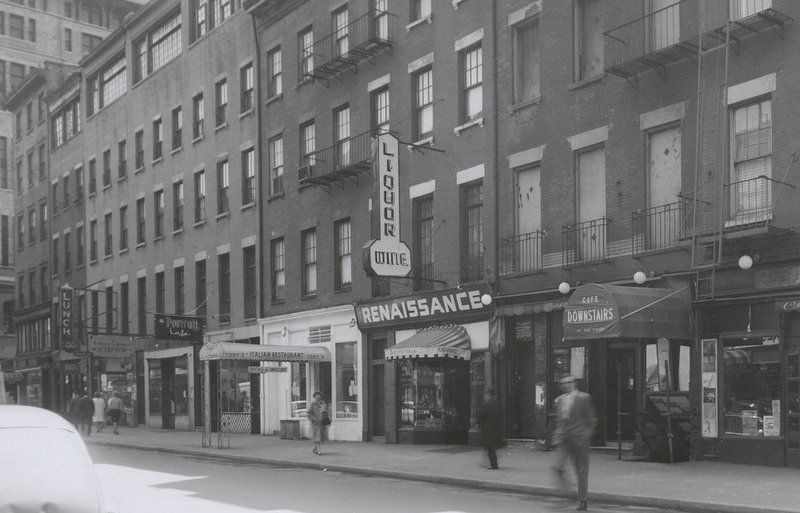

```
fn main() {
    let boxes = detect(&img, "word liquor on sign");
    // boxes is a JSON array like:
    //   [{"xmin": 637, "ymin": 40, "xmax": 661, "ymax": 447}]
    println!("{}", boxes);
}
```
[{"xmin": 363, "ymin": 133, "xmax": 412, "ymax": 278}]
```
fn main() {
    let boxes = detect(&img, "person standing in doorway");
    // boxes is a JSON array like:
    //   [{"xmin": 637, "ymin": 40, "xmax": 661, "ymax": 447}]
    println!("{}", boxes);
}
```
[
  {"xmin": 67, "ymin": 391, "xmax": 81, "ymax": 428},
  {"xmin": 78, "ymin": 392, "xmax": 95, "ymax": 437},
  {"xmin": 552, "ymin": 375, "xmax": 597, "ymax": 511},
  {"xmin": 477, "ymin": 387, "xmax": 504, "ymax": 469},
  {"xmin": 307, "ymin": 391, "xmax": 329, "ymax": 455},
  {"xmin": 107, "ymin": 392, "xmax": 124, "ymax": 435},
  {"xmin": 92, "ymin": 392, "xmax": 107, "ymax": 433}
]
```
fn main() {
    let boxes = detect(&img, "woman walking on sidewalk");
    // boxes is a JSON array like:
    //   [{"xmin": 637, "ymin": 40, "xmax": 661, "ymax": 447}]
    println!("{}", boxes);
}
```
[{"xmin": 308, "ymin": 392, "xmax": 330, "ymax": 455}]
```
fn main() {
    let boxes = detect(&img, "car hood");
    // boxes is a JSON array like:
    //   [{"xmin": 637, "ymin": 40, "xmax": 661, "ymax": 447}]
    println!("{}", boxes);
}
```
[{"xmin": 0, "ymin": 455, "xmax": 102, "ymax": 513}]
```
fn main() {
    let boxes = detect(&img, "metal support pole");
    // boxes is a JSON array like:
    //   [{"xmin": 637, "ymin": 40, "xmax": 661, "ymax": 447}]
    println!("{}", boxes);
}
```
[
  {"xmin": 666, "ymin": 360, "xmax": 675, "ymax": 464},
  {"xmin": 617, "ymin": 361, "xmax": 623, "ymax": 460}
]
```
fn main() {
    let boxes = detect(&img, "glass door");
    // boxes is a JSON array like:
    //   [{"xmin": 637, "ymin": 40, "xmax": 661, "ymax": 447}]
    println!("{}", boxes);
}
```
[
  {"xmin": 787, "ymin": 344, "xmax": 800, "ymax": 466},
  {"xmin": 607, "ymin": 345, "xmax": 637, "ymax": 441}
]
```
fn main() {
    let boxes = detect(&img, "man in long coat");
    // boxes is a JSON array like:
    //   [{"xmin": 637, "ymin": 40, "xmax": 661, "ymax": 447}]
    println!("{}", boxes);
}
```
[{"xmin": 478, "ymin": 387, "xmax": 504, "ymax": 470}]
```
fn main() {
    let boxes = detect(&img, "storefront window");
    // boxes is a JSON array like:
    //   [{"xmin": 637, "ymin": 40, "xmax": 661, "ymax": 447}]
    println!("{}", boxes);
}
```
[
  {"xmin": 291, "ymin": 362, "xmax": 307, "ymax": 417},
  {"xmin": 148, "ymin": 360, "xmax": 162, "ymax": 414},
  {"xmin": 398, "ymin": 359, "xmax": 469, "ymax": 431},
  {"xmin": 174, "ymin": 355, "xmax": 189, "ymax": 415},
  {"xmin": 552, "ymin": 346, "xmax": 588, "ymax": 395},
  {"xmin": 22, "ymin": 370, "xmax": 42, "ymax": 406},
  {"xmin": 219, "ymin": 361, "xmax": 251, "ymax": 413},
  {"xmin": 336, "ymin": 342, "xmax": 358, "ymax": 418},
  {"xmin": 645, "ymin": 341, "xmax": 691, "ymax": 392},
  {"xmin": 722, "ymin": 336, "xmax": 781, "ymax": 437}
]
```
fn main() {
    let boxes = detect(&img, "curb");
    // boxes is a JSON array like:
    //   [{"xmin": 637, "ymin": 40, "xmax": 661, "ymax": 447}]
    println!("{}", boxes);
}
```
[{"xmin": 87, "ymin": 440, "xmax": 795, "ymax": 513}]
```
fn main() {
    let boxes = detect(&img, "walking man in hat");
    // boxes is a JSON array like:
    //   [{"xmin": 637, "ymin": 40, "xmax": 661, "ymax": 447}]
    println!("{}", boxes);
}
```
[{"xmin": 553, "ymin": 375, "xmax": 597, "ymax": 511}]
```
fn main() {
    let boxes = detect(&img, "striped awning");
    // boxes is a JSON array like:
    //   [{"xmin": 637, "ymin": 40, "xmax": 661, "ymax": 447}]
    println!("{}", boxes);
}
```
[
  {"xmin": 724, "ymin": 349, "xmax": 751, "ymax": 366},
  {"xmin": 1, "ymin": 371, "xmax": 24, "ymax": 383},
  {"xmin": 385, "ymin": 325, "xmax": 471, "ymax": 361}
]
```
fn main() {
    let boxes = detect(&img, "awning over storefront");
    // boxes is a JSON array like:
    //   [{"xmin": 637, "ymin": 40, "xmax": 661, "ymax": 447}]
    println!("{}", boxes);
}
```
[
  {"xmin": 1, "ymin": 371, "xmax": 23, "ymax": 383},
  {"xmin": 563, "ymin": 283, "xmax": 691, "ymax": 340},
  {"xmin": 199, "ymin": 342, "xmax": 331, "ymax": 362},
  {"xmin": 385, "ymin": 325, "xmax": 471, "ymax": 360}
]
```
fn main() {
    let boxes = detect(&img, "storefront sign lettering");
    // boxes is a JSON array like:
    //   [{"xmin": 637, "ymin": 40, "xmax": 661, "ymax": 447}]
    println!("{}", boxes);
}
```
[
  {"xmin": 60, "ymin": 285, "xmax": 77, "ymax": 352},
  {"xmin": 154, "ymin": 313, "xmax": 205, "ymax": 342},
  {"xmin": 563, "ymin": 285, "xmax": 619, "ymax": 338},
  {"xmin": 755, "ymin": 264, "xmax": 800, "ymax": 291},
  {"xmin": 356, "ymin": 284, "xmax": 493, "ymax": 329},
  {"xmin": 363, "ymin": 133, "xmax": 412, "ymax": 278},
  {"xmin": 514, "ymin": 319, "xmax": 534, "ymax": 341},
  {"xmin": 88, "ymin": 334, "xmax": 135, "ymax": 358},
  {"xmin": 778, "ymin": 298, "xmax": 800, "ymax": 312},
  {"xmin": 248, "ymin": 366, "xmax": 287, "ymax": 373}
]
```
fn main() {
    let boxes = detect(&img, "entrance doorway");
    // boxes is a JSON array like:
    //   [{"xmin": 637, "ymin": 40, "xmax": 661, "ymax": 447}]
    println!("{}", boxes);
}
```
[
  {"xmin": 161, "ymin": 358, "xmax": 175, "ymax": 429},
  {"xmin": 505, "ymin": 318, "xmax": 537, "ymax": 438},
  {"xmin": 368, "ymin": 334, "xmax": 388, "ymax": 438},
  {"xmin": 607, "ymin": 345, "xmax": 637, "ymax": 441},
  {"xmin": 786, "ymin": 314, "xmax": 800, "ymax": 467}
]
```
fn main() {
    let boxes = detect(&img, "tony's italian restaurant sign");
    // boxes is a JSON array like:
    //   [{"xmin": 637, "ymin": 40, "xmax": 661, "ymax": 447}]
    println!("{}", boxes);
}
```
[
  {"xmin": 363, "ymin": 133, "xmax": 412, "ymax": 278},
  {"xmin": 60, "ymin": 284, "xmax": 78, "ymax": 353},
  {"xmin": 356, "ymin": 284, "xmax": 493, "ymax": 330},
  {"xmin": 563, "ymin": 286, "xmax": 619, "ymax": 339},
  {"xmin": 154, "ymin": 313, "xmax": 205, "ymax": 342}
]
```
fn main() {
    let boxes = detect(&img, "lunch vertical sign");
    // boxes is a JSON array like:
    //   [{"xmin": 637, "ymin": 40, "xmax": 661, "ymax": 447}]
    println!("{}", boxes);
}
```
[
  {"xmin": 60, "ymin": 284, "xmax": 78, "ymax": 352},
  {"xmin": 363, "ymin": 133, "xmax": 412, "ymax": 278}
]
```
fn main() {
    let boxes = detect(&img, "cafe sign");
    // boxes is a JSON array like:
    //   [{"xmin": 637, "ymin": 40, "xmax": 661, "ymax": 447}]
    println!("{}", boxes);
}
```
[
  {"xmin": 363, "ymin": 133, "xmax": 412, "ymax": 278},
  {"xmin": 88, "ymin": 334, "xmax": 135, "ymax": 358},
  {"xmin": 777, "ymin": 298, "xmax": 800, "ymax": 312},
  {"xmin": 355, "ymin": 284, "xmax": 493, "ymax": 330},
  {"xmin": 60, "ymin": 284, "xmax": 78, "ymax": 353},
  {"xmin": 563, "ymin": 285, "xmax": 619, "ymax": 339},
  {"xmin": 154, "ymin": 313, "xmax": 205, "ymax": 342}
]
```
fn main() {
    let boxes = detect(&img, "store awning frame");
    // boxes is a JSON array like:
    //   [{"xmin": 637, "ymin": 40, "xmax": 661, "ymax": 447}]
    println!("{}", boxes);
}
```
[
  {"xmin": 199, "ymin": 342, "xmax": 331, "ymax": 362},
  {"xmin": 1, "ymin": 371, "xmax": 24, "ymax": 383},
  {"xmin": 563, "ymin": 283, "xmax": 691, "ymax": 341},
  {"xmin": 385, "ymin": 325, "xmax": 471, "ymax": 361}
]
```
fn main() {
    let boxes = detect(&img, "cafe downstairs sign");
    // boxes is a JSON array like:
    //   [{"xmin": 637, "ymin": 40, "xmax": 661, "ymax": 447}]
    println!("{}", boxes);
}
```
[
  {"xmin": 154, "ymin": 313, "xmax": 205, "ymax": 342},
  {"xmin": 355, "ymin": 284, "xmax": 493, "ymax": 330},
  {"xmin": 563, "ymin": 287, "xmax": 619, "ymax": 339}
]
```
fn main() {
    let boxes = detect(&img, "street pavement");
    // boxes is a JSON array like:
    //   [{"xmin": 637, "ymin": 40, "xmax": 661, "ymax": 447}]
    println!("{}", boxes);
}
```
[
  {"xmin": 92, "ymin": 445, "xmax": 683, "ymax": 513},
  {"xmin": 84, "ymin": 427, "xmax": 800, "ymax": 513}
]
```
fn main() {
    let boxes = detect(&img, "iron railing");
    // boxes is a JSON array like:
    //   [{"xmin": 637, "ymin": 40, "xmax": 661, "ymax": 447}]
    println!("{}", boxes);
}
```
[
  {"xmin": 730, "ymin": 0, "xmax": 773, "ymax": 21},
  {"xmin": 460, "ymin": 253, "xmax": 484, "ymax": 283},
  {"xmin": 562, "ymin": 218, "xmax": 609, "ymax": 268},
  {"xmin": 305, "ymin": 9, "xmax": 395, "ymax": 82},
  {"xmin": 499, "ymin": 231, "xmax": 543, "ymax": 277},
  {"xmin": 632, "ymin": 202, "xmax": 685, "ymax": 256},
  {"xmin": 724, "ymin": 174, "xmax": 785, "ymax": 227},
  {"xmin": 298, "ymin": 130, "xmax": 372, "ymax": 184}
]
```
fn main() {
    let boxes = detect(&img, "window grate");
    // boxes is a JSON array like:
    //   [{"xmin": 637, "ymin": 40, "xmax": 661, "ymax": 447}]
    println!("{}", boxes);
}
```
[{"xmin": 308, "ymin": 325, "xmax": 331, "ymax": 344}]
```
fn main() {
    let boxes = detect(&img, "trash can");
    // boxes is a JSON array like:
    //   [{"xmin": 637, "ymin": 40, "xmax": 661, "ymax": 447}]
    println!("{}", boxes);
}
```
[{"xmin": 280, "ymin": 419, "xmax": 300, "ymax": 439}]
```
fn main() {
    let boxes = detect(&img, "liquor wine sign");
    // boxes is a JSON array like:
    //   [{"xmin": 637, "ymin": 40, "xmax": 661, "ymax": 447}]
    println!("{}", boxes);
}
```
[
  {"xmin": 363, "ymin": 133, "xmax": 412, "ymax": 278},
  {"xmin": 154, "ymin": 313, "xmax": 205, "ymax": 342}
]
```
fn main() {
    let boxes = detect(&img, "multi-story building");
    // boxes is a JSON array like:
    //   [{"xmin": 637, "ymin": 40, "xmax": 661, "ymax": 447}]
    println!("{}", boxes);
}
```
[
  {"xmin": 246, "ymin": 0, "xmax": 499, "ymax": 443},
  {"xmin": 0, "ymin": 110, "xmax": 14, "ymax": 388},
  {"xmin": 81, "ymin": 0, "xmax": 258, "ymax": 430},
  {"xmin": 493, "ymin": 0, "xmax": 800, "ymax": 467}
]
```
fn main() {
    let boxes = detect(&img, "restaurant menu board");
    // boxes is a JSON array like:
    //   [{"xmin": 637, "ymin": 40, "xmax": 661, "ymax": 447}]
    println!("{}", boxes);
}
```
[{"xmin": 702, "ymin": 339, "xmax": 718, "ymax": 438}]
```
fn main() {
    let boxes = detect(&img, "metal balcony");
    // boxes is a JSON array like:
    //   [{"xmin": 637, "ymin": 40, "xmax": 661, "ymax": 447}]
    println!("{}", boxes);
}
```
[
  {"xmin": 562, "ymin": 218, "xmax": 610, "ymax": 268},
  {"xmin": 604, "ymin": 0, "xmax": 792, "ymax": 87},
  {"xmin": 304, "ymin": 9, "xmax": 396, "ymax": 86},
  {"xmin": 499, "ymin": 231, "xmax": 544, "ymax": 277},
  {"xmin": 298, "ymin": 130, "xmax": 373, "ymax": 190},
  {"xmin": 723, "ymin": 175, "xmax": 796, "ymax": 236},
  {"xmin": 632, "ymin": 201, "xmax": 687, "ymax": 257}
]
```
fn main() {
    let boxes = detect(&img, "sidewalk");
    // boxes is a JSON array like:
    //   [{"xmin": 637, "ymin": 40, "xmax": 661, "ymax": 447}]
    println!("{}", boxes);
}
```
[{"xmin": 85, "ymin": 427, "xmax": 800, "ymax": 513}]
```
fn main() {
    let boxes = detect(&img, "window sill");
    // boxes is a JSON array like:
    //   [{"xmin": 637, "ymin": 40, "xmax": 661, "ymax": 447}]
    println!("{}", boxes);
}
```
[
  {"xmin": 215, "ymin": 212, "xmax": 229, "ymax": 221},
  {"xmin": 265, "ymin": 94, "xmax": 282, "ymax": 106},
  {"xmin": 239, "ymin": 109, "xmax": 253, "ymax": 120},
  {"xmin": 134, "ymin": 167, "xmax": 145, "ymax": 175},
  {"xmin": 119, "ymin": 248, "xmax": 128, "ymax": 256},
  {"xmin": 103, "ymin": 254, "xmax": 112, "ymax": 261},
  {"xmin": 136, "ymin": 242, "xmax": 146, "ymax": 249},
  {"xmin": 301, "ymin": 293, "xmax": 318, "ymax": 300},
  {"xmin": 192, "ymin": 134, "xmax": 204, "ymax": 145},
  {"xmin": 296, "ymin": 77, "xmax": 313, "ymax": 90},
  {"xmin": 407, "ymin": 136, "xmax": 434, "ymax": 151},
  {"xmin": 89, "ymin": 259, "xmax": 98, "ymax": 265},
  {"xmin": 241, "ymin": 202, "xmax": 255, "ymax": 212},
  {"xmin": 568, "ymin": 73, "xmax": 606, "ymax": 90},
  {"xmin": 214, "ymin": 122, "xmax": 228, "ymax": 133},
  {"xmin": 118, "ymin": 175, "xmax": 127, "ymax": 184},
  {"xmin": 510, "ymin": 96, "xmax": 541, "ymax": 112},
  {"xmin": 172, "ymin": 227, "xmax": 184, "ymax": 236},
  {"xmin": 193, "ymin": 219, "xmax": 206, "ymax": 228},
  {"xmin": 267, "ymin": 192, "xmax": 284, "ymax": 202},
  {"xmin": 102, "ymin": 184, "xmax": 111, "ymax": 192},
  {"xmin": 171, "ymin": 146, "xmax": 182, "ymax": 156},
  {"xmin": 405, "ymin": 15, "xmax": 432, "ymax": 31},
  {"xmin": 271, "ymin": 299, "xmax": 286, "ymax": 306},
  {"xmin": 452, "ymin": 0, "xmax": 466, "ymax": 8},
  {"xmin": 76, "ymin": 264, "xmax": 84, "ymax": 270},
  {"xmin": 88, "ymin": 192, "xmax": 96, "ymax": 199},
  {"xmin": 454, "ymin": 117, "xmax": 484, "ymax": 135},
  {"xmin": 152, "ymin": 157, "xmax": 163, "ymax": 166},
  {"xmin": 335, "ymin": 286, "xmax": 352, "ymax": 294}
]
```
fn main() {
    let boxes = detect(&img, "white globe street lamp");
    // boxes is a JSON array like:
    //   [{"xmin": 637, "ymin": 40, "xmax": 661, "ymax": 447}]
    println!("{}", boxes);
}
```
[
  {"xmin": 480, "ymin": 293, "xmax": 493, "ymax": 306},
  {"xmin": 633, "ymin": 271, "xmax": 647, "ymax": 285},
  {"xmin": 558, "ymin": 282, "xmax": 571, "ymax": 295},
  {"xmin": 739, "ymin": 255, "xmax": 753, "ymax": 270}
]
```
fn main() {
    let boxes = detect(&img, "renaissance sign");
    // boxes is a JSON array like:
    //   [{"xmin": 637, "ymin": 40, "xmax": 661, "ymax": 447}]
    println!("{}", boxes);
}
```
[
  {"xmin": 355, "ymin": 284, "xmax": 493, "ymax": 330},
  {"xmin": 154, "ymin": 313, "xmax": 205, "ymax": 342},
  {"xmin": 363, "ymin": 133, "xmax": 412, "ymax": 278},
  {"xmin": 60, "ymin": 285, "xmax": 78, "ymax": 353}
]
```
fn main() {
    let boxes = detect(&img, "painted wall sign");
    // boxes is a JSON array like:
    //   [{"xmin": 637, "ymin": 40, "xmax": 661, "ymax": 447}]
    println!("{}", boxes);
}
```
[
  {"xmin": 60, "ymin": 285, "xmax": 77, "ymax": 352},
  {"xmin": 88, "ymin": 334, "xmax": 135, "ymax": 358},
  {"xmin": 154, "ymin": 313, "xmax": 206, "ymax": 342},
  {"xmin": 355, "ymin": 284, "xmax": 493, "ymax": 330},
  {"xmin": 755, "ymin": 264, "xmax": 800, "ymax": 291},
  {"xmin": 363, "ymin": 133, "xmax": 412, "ymax": 278}
]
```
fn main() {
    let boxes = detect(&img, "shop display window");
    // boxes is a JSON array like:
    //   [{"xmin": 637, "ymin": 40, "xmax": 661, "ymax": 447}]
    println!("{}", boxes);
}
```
[
  {"xmin": 148, "ymin": 360, "xmax": 162, "ymax": 414},
  {"xmin": 399, "ymin": 359, "xmax": 469, "ymax": 431},
  {"xmin": 174, "ymin": 356, "xmax": 189, "ymax": 415},
  {"xmin": 336, "ymin": 342, "xmax": 358, "ymax": 418},
  {"xmin": 645, "ymin": 341, "xmax": 691, "ymax": 392},
  {"xmin": 722, "ymin": 336, "xmax": 781, "ymax": 437},
  {"xmin": 291, "ymin": 362, "xmax": 307, "ymax": 417}
]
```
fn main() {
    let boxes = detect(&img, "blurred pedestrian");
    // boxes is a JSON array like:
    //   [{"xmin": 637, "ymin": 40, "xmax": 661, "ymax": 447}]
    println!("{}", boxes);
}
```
[
  {"xmin": 67, "ymin": 391, "xmax": 81, "ymax": 428},
  {"xmin": 477, "ymin": 386, "xmax": 504, "ymax": 470},
  {"xmin": 307, "ymin": 391, "xmax": 330, "ymax": 455},
  {"xmin": 107, "ymin": 392, "xmax": 124, "ymax": 435},
  {"xmin": 552, "ymin": 375, "xmax": 597, "ymax": 511},
  {"xmin": 78, "ymin": 392, "xmax": 95, "ymax": 437},
  {"xmin": 92, "ymin": 392, "xmax": 107, "ymax": 433}
]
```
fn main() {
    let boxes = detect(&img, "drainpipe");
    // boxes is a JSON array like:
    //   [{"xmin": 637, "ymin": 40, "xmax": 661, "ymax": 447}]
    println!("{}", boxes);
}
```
[{"xmin": 490, "ymin": 0, "xmax": 500, "ymax": 389}]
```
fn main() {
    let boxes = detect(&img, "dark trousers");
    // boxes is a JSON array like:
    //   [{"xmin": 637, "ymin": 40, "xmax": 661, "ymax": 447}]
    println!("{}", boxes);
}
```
[
  {"xmin": 81, "ymin": 416, "xmax": 93, "ymax": 436},
  {"xmin": 486, "ymin": 446, "xmax": 498, "ymax": 469},
  {"xmin": 553, "ymin": 437, "xmax": 590, "ymax": 502}
]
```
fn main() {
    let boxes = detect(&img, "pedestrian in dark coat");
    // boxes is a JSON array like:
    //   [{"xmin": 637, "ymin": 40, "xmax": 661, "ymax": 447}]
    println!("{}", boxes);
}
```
[
  {"xmin": 66, "ymin": 392, "xmax": 81, "ymax": 428},
  {"xmin": 477, "ymin": 387, "xmax": 504, "ymax": 470},
  {"xmin": 552, "ymin": 375, "xmax": 598, "ymax": 511},
  {"xmin": 78, "ymin": 393, "xmax": 95, "ymax": 437}
]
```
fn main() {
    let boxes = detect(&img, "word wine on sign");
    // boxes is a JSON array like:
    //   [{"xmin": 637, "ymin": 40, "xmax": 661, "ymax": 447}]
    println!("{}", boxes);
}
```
[{"xmin": 363, "ymin": 133, "xmax": 412, "ymax": 278}]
